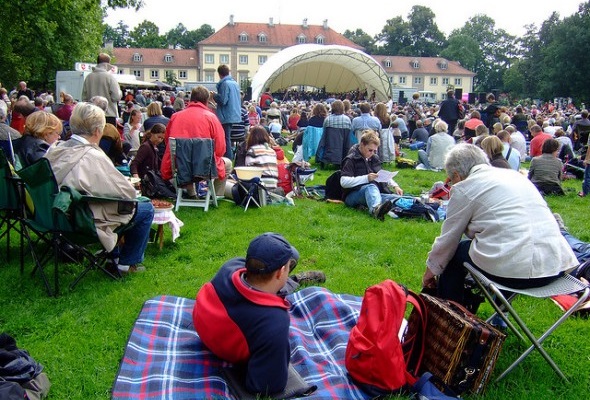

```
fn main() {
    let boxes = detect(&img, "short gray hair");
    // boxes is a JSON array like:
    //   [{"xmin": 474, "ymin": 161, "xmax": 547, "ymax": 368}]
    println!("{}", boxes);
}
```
[
  {"xmin": 69, "ymin": 102, "xmax": 106, "ymax": 137},
  {"xmin": 89, "ymin": 96, "xmax": 108, "ymax": 112},
  {"xmin": 0, "ymin": 102, "xmax": 7, "ymax": 120},
  {"xmin": 444, "ymin": 143, "xmax": 489, "ymax": 180}
]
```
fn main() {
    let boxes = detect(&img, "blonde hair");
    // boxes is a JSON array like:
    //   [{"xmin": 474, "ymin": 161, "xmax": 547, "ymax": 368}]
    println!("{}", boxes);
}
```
[
  {"xmin": 481, "ymin": 135, "xmax": 504, "ymax": 159},
  {"xmin": 25, "ymin": 111, "xmax": 62, "ymax": 140},
  {"xmin": 147, "ymin": 102, "xmax": 163, "ymax": 117}
]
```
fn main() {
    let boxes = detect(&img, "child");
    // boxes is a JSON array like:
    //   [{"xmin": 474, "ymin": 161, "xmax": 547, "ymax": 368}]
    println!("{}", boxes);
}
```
[{"xmin": 248, "ymin": 105, "xmax": 260, "ymax": 126}]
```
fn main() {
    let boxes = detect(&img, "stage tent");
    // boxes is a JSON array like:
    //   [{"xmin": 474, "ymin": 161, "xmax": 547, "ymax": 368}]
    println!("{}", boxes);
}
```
[{"xmin": 251, "ymin": 44, "xmax": 392, "ymax": 102}]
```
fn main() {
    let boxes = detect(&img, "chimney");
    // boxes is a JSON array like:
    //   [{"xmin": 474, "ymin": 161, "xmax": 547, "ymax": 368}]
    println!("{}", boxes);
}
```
[
  {"xmin": 229, "ymin": 14, "xmax": 235, "ymax": 26},
  {"xmin": 302, "ymin": 18, "xmax": 308, "ymax": 28},
  {"xmin": 104, "ymin": 40, "xmax": 114, "ymax": 50},
  {"xmin": 269, "ymin": 17, "xmax": 274, "ymax": 27},
  {"xmin": 323, "ymin": 19, "xmax": 328, "ymax": 29}
]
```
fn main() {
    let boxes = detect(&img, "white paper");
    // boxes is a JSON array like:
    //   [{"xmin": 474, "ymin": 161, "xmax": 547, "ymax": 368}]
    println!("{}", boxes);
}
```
[{"xmin": 374, "ymin": 169, "xmax": 398, "ymax": 183}]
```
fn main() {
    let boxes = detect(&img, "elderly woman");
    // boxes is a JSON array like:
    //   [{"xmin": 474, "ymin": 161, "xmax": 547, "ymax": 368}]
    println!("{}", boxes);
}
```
[
  {"xmin": 417, "ymin": 120, "xmax": 455, "ymax": 170},
  {"xmin": 422, "ymin": 144, "xmax": 577, "ymax": 309},
  {"xmin": 15, "ymin": 111, "xmax": 62, "ymax": 168},
  {"xmin": 44, "ymin": 102, "xmax": 154, "ymax": 274}
]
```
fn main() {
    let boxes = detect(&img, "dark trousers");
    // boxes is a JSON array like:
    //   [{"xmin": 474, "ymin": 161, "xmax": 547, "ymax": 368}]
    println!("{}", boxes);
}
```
[{"xmin": 222, "ymin": 123, "xmax": 233, "ymax": 160}]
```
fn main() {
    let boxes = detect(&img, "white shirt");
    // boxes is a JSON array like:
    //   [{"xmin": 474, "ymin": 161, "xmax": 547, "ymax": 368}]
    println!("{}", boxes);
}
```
[
  {"xmin": 510, "ymin": 131, "xmax": 527, "ymax": 161},
  {"xmin": 502, "ymin": 143, "xmax": 521, "ymax": 171}
]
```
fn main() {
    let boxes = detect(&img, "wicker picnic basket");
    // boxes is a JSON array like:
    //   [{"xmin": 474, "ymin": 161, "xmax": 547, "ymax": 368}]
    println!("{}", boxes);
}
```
[{"xmin": 407, "ymin": 293, "xmax": 506, "ymax": 395}]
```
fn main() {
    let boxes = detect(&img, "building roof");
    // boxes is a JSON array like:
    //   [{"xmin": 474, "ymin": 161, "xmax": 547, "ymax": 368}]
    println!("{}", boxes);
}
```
[
  {"xmin": 199, "ymin": 21, "xmax": 363, "ymax": 50},
  {"xmin": 371, "ymin": 55, "xmax": 475, "ymax": 76},
  {"xmin": 112, "ymin": 48, "xmax": 198, "ymax": 67}
]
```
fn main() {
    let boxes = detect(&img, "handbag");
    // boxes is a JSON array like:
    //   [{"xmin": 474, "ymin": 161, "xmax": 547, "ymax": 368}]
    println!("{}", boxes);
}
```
[{"xmin": 411, "ymin": 372, "xmax": 460, "ymax": 400}]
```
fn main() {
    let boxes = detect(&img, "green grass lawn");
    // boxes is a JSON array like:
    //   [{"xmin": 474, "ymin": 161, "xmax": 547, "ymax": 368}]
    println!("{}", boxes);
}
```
[{"xmin": 1, "ymin": 151, "xmax": 589, "ymax": 399}]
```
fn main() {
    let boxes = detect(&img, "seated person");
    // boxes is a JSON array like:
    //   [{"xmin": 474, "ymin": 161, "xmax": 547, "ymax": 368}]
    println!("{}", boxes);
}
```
[
  {"xmin": 193, "ymin": 233, "xmax": 325, "ymax": 396},
  {"xmin": 245, "ymin": 126, "xmax": 279, "ymax": 189},
  {"xmin": 417, "ymin": 120, "xmax": 455, "ymax": 170},
  {"xmin": 528, "ymin": 138, "xmax": 565, "ymax": 196},
  {"xmin": 340, "ymin": 130, "xmax": 404, "ymax": 221},
  {"xmin": 44, "ymin": 102, "xmax": 155, "ymax": 274},
  {"xmin": 90, "ymin": 96, "xmax": 127, "ymax": 166},
  {"xmin": 15, "ymin": 111, "xmax": 62, "ymax": 168},
  {"xmin": 143, "ymin": 102, "xmax": 170, "ymax": 132},
  {"xmin": 130, "ymin": 123, "xmax": 166, "ymax": 181},
  {"xmin": 480, "ymin": 135, "xmax": 511, "ymax": 169},
  {"xmin": 422, "ymin": 144, "xmax": 577, "ymax": 310},
  {"xmin": 409, "ymin": 119, "xmax": 429, "ymax": 150},
  {"xmin": 124, "ymin": 109, "xmax": 144, "ymax": 153},
  {"xmin": 55, "ymin": 93, "xmax": 75, "ymax": 122}
]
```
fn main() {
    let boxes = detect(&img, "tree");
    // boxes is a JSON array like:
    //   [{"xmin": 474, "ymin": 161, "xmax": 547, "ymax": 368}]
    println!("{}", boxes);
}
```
[
  {"xmin": 103, "ymin": 21, "xmax": 131, "ymax": 48},
  {"xmin": 440, "ymin": 34, "xmax": 481, "ymax": 73},
  {"xmin": 165, "ymin": 71, "xmax": 181, "ymax": 87},
  {"xmin": 343, "ymin": 29, "xmax": 376, "ymax": 53},
  {"xmin": 163, "ymin": 23, "xmax": 214, "ymax": 49},
  {"xmin": 403, "ymin": 5, "xmax": 446, "ymax": 56},
  {"xmin": 129, "ymin": 20, "xmax": 165, "ymax": 48},
  {"xmin": 375, "ymin": 16, "xmax": 411, "ymax": 55}
]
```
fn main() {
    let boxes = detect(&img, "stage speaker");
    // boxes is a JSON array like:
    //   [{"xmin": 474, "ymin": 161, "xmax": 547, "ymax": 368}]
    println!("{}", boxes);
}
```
[
  {"xmin": 468, "ymin": 93, "xmax": 476, "ymax": 104},
  {"xmin": 479, "ymin": 92, "xmax": 487, "ymax": 103},
  {"xmin": 246, "ymin": 86, "xmax": 252, "ymax": 101},
  {"xmin": 454, "ymin": 88, "xmax": 463, "ymax": 100},
  {"xmin": 492, "ymin": 89, "xmax": 499, "ymax": 101},
  {"xmin": 398, "ymin": 91, "xmax": 404, "ymax": 102}
]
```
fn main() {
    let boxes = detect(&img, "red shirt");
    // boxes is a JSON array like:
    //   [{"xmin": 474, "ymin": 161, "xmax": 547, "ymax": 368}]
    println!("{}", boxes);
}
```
[{"xmin": 529, "ymin": 132, "xmax": 552, "ymax": 157}]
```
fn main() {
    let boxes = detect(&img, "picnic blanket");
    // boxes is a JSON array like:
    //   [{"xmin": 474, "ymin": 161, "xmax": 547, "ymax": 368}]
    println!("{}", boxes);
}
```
[{"xmin": 112, "ymin": 287, "xmax": 370, "ymax": 399}]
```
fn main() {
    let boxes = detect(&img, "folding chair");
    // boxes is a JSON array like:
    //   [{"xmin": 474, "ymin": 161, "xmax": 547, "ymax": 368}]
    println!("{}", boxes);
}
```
[
  {"xmin": 17, "ymin": 158, "xmax": 136, "ymax": 295},
  {"xmin": 0, "ymin": 148, "xmax": 26, "ymax": 270},
  {"xmin": 169, "ymin": 137, "xmax": 218, "ymax": 212},
  {"xmin": 464, "ymin": 262, "xmax": 590, "ymax": 382},
  {"xmin": 291, "ymin": 166, "xmax": 317, "ymax": 197}
]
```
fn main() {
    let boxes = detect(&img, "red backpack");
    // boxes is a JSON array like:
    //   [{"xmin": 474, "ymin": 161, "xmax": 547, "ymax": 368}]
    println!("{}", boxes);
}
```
[{"xmin": 345, "ymin": 280, "xmax": 426, "ymax": 396}]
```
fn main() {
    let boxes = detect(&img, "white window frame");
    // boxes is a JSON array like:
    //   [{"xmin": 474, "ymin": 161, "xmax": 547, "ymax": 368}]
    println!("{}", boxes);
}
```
[
  {"xmin": 384, "ymin": 60, "xmax": 391, "ymax": 68},
  {"xmin": 442, "ymin": 78, "xmax": 450, "ymax": 85},
  {"xmin": 150, "ymin": 70, "xmax": 159, "ymax": 79},
  {"xmin": 258, "ymin": 33, "xmax": 267, "ymax": 43},
  {"xmin": 239, "ymin": 33, "xmax": 248, "ymax": 42},
  {"xmin": 430, "ymin": 77, "xmax": 438, "ymax": 85},
  {"xmin": 414, "ymin": 77, "xmax": 422, "ymax": 84},
  {"xmin": 132, "ymin": 70, "xmax": 141, "ymax": 78},
  {"xmin": 205, "ymin": 71, "xmax": 215, "ymax": 82},
  {"xmin": 133, "ymin": 53, "xmax": 142, "ymax": 62},
  {"xmin": 239, "ymin": 55, "xmax": 248, "ymax": 65},
  {"xmin": 178, "ymin": 70, "xmax": 187, "ymax": 79},
  {"xmin": 258, "ymin": 55, "xmax": 267, "ymax": 65},
  {"xmin": 220, "ymin": 54, "xmax": 229, "ymax": 64},
  {"xmin": 455, "ymin": 78, "xmax": 462, "ymax": 86},
  {"xmin": 316, "ymin": 36, "xmax": 324, "ymax": 44},
  {"xmin": 165, "ymin": 54, "xmax": 173, "ymax": 63},
  {"xmin": 204, "ymin": 54, "xmax": 214, "ymax": 64},
  {"xmin": 297, "ymin": 35, "xmax": 306, "ymax": 44},
  {"xmin": 399, "ymin": 76, "xmax": 406, "ymax": 84}
]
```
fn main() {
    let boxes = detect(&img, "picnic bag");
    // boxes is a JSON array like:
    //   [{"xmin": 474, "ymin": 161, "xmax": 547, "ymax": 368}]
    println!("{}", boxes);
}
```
[
  {"xmin": 391, "ymin": 197, "xmax": 439, "ymax": 222},
  {"xmin": 406, "ymin": 293, "xmax": 506, "ymax": 395},
  {"xmin": 324, "ymin": 170, "xmax": 343, "ymax": 201},
  {"xmin": 396, "ymin": 156, "xmax": 417, "ymax": 169},
  {"xmin": 345, "ymin": 280, "xmax": 427, "ymax": 396},
  {"xmin": 141, "ymin": 170, "xmax": 176, "ymax": 199}
]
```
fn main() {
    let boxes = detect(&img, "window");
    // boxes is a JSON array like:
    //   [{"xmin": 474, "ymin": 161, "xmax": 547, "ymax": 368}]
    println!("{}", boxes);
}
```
[
  {"xmin": 118, "ymin": 69, "xmax": 125, "ymax": 74},
  {"xmin": 220, "ymin": 54, "xmax": 229, "ymax": 64},
  {"xmin": 399, "ymin": 76, "xmax": 406, "ymax": 84},
  {"xmin": 132, "ymin": 70, "xmax": 141, "ymax": 78},
  {"xmin": 164, "ymin": 54, "xmax": 173, "ymax": 63},
  {"xmin": 258, "ymin": 55, "xmax": 267, "ymax": 65},
  {"xmin": 315, "ymin": 35, "xmax": 324, "ymax": 44},
  {"xmin": 455, "ymin": 78, "xmax": 462, "ymax": 86},
  {"xmin": 150, "ymin": 70, "xmax": 159, "ymax": 79},
  {"xmin": 239, "ymin": 55, "xmax": 248, "ymax": 65},
  {"xmin": 430, "ymin": 77, "xmax": 438, "ymax": 85},
  {"xmin": 414, "ymin": 77, "xmax": 422, "ymax": 84},
  {"xmin": 205, "ymin": 71, "xmax": 215, "ymax": 82},
  {"xmin": 297, "ymin": 34, "xmax": 306, "ymax": 44},
  {"xmin": 258, "ymin": 33, "xmax": 267, "ymax": 43},
  {"xmin": 411, "ymin": 59, "xmax": 420, "ymax": 69},
  {"xmin": 442, "ymin": 78, "xmax": 449, "ymax": 85},
  {"xmin": 439, "ymin": 61, "xmax": 448, "ymax": 70},
  {"xmin": 204, "ymin": 54, "xmax": 214, "ymax": 64},
  {"xmin": 239, "ymin": 33, "xmax": 248, "ymax": 42},
  {"xmin": 384, "ymin": 60, "xmax": 391, "ymax": 68},
  {"xmin": 133, "ymin": 53, "xmax": 142, "ymax": 62},
  {"xmin": 178, "ymin": 70, "xmax": 187, "ymax": 79}
]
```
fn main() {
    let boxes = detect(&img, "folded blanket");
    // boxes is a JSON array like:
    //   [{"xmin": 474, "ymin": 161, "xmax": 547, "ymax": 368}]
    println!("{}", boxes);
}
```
[{"xmin": 112, "ymin": 287, "xmax": 370, "ymax": 399}]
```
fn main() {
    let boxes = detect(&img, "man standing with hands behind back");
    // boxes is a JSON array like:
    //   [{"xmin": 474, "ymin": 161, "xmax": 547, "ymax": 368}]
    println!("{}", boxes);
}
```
[
  {"xmin": 211, "ymin": 64, "xmax": 241, "ymax": 160},
  {"xmin": 82, "ymin": 53, "xmax": 121, "ymax": 126}
]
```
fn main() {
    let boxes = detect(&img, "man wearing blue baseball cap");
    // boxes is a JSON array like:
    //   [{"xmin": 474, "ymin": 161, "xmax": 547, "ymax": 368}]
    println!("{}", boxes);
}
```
[{"xmin": 192, "ymin": 233, "xmax": 325, "ymax": 396}]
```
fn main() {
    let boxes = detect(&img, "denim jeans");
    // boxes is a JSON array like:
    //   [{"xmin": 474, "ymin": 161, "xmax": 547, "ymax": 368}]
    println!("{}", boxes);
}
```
[
  {"xmin": 117, "ymin": 201, "xmax": 155, "ymax": 265},
  {"xmin": 222, "ymin": 123, "xmax": 233, "ymax": 160},
  {"xmin": 409, "ymin": 141, "xmax": 425, "ymax": 151},
  {"xmin": 583, "ymin": 163, "xmax": 590, "ymax": 195},
  {"xmin": 344, "ymin": 183, "xmax": 399, "ymax": 214},
  {"xmin": 562, "ymin": 231, "xmax": 590, "ymax": 263},
  {"xmin": 417, "ymin": 149, "xmax": 431, "ymax": 169}
]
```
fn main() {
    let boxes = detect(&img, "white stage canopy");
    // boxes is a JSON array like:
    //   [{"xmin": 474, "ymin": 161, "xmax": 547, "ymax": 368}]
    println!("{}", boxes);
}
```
[{"xmin": 251, "ymin": 44, "xmax": 392, "ymax": 102}]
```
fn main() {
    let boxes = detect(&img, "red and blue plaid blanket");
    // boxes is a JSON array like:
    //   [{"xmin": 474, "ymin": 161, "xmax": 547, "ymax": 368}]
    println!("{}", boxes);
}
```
[{"xmin": 112, "ymin": 287, "xmax": 370, "ymax": 399}]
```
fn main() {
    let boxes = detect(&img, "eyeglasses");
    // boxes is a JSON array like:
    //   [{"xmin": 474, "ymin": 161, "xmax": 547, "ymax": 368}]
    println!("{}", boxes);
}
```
[{"xmin": 287, "ymin": 258, "xmax": 298, "ymax": 273}]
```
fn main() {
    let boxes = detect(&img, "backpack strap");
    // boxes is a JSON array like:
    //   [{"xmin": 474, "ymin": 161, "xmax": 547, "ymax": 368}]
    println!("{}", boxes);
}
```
[
  {"xmin": 505, "ymin": 146, "xmax": 512, "ymax": 161},
  {"xmin": 402, "ymin": 290, "xmax": 427, "ymax": 380}
]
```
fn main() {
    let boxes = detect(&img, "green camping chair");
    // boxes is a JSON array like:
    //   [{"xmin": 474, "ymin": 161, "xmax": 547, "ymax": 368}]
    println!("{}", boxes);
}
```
[
  {"xmin": 17, "ymin": 158, "xmax": 137, "ymax": 296},
  {"xmin": 0, "ymin": 148, "xmax": 26, "ymax": 271}
]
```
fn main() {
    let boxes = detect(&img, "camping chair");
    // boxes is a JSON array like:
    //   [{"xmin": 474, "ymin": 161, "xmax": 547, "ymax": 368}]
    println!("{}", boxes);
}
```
[
  {"xmin": 463, "ymin": 262, "xmax": 590, "ymax": 382},
  {"xmin": 291, "ymin": 165, "xmax": 317, "ymax": 197},
  {"xmin": 0, "ymin": 148, "xmax": 26, "ymax": 270},
  {"xmin": 169, "ymin": 137, "xmax": 218, "ymax": 212},
  {"xmin": 17, "ymin": 158, "xmax": 137, "ymax": 296}
]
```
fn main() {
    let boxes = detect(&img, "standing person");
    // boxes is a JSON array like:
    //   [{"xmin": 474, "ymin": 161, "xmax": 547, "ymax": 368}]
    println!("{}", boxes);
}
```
[
  {"xmin": 421, "ymin": 144, "xmax": 577, "ymax": 309},
  {"xmin": 160, "ymin": 86, "xmax": 231, "ymax": 198},
  {"xmin": 81, "ymin": 53, "xmax": 122, "ymax": 126},
  {"xmin": 212, "ymin": 65, "xmax": 241, "ymax": 160},
  {"xmin": 260, "ymin": 89, "xmax": 273, "ymax": 111},
  {"xmin": 173, "ymin": 91, "xmax": 185, "ymax": 112},
  {"xmin": 482, "ymin": 93, "xmax": 500, "ymax": 130},
  {"xmin": 17, "ymin": 81, "xmax": 34, "ymax": 100},
  {"xmin": 406, "ymin": 92, "xmax": 424, "ymax": 136},
  {"xmin": 437, "ymin": 89, "xmax": 460, "ymax": 135}
]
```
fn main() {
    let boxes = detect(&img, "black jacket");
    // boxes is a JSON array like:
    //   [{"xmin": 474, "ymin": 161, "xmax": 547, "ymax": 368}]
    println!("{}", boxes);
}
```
[{"xmin": 341, "ymin": 144, "xmax": 390, "ymax": 199}]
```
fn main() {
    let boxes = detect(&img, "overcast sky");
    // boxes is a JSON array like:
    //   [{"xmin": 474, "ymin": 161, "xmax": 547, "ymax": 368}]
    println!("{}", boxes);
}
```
[{"xmin": 106, "ymin": 0, "xmax": 584, "ymax": 38}]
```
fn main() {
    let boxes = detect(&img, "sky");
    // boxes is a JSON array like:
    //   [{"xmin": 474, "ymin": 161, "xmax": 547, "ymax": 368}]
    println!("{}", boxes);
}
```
[{"xmin": 105, "ymin": 0, "xmax": 584, "ymax": 39}]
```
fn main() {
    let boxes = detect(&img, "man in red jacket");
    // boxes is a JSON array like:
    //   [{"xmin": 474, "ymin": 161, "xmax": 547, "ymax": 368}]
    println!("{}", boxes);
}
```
[{"xmin": 160, "ymin": 85, "xmax": 232, "ymax": 197}]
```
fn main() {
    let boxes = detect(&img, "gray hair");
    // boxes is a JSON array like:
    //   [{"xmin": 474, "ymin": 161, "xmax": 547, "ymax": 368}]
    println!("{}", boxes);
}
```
[
  {"xmin": 444, "ymin": 143, "xmax": 489, "ymax": 180},
  {"xmin": 0, "ymin": 101, "xmax": 7, "ymax": 120},
  {"xmin": 69, "ymin": 102, "xmax": 106, "ymax": 137},
  {"xmin": 89, "ymin": 96, "xmax": 108, "ymax": 112},
  {"xmin": 434, "ymin": 120, "xmax": 448, "ymax": 133}
]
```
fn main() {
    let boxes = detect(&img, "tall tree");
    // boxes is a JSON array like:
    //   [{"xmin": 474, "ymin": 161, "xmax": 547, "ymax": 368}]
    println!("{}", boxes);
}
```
[
  {"xmin": 129, "ymin": 20, "xmax": 165, "ymax": 48},
  {"xmin": 440, "ymin": 34, "xmax": 481, "ymax": 73},
  {"xmin": 164, "ymin": 23, "xmax": 214, "ymax": 49},
  {"xmin": 375, "ymin": 16, "xmax": 411, "ymax": 55},
  {"xmin": 103, "ymin": 21, "xmax": 131, "ymax": 48},
  {"xmin": 403, "ymin": 5, "xmax": 446, "ymax": 56},
  {"xmin": 343, "ymin": 29, "xmax": 376, "ymax": 53}
]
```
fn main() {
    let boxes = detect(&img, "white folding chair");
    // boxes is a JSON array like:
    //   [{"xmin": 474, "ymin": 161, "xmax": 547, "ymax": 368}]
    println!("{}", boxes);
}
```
[
  {"xmin": 464, "ymin": 262, "xmax": 590, "ymax": 383},
  {"xmin": 169, "ymin": 137, "xmax": 218, "ymax": 212}
]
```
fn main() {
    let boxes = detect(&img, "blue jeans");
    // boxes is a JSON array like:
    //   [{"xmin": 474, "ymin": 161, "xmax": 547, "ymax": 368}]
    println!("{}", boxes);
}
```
[
  {"xmin": 409, "ymin": 141, "xmax": 425, "ymax": 151},
  {"xmin": 344, "ymin": 183, "xmax": 399, "ymax": 214},
  {"xmin": 222, "ymin": 123, "xmax": 233, "ymax": 160},
  {"xmin": 562, "ymin": 231, "xmax": 590, "ymax": 263},
  {"xmin": 583, "ymin": 163, "xmax": 590, "ymax": 195},
  {"xmin": 417, "ymin": 149, "xmax": 431, "ymax": 169},
  {"xmin": 117, "ymin": 201, "xmax": 154, "ymax": 265}
]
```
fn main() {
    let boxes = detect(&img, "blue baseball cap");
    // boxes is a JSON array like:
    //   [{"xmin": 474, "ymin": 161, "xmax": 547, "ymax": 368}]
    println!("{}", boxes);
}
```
[{"xmin": 246, "ymin": 233, "xmax": 299, "ymax": 274}]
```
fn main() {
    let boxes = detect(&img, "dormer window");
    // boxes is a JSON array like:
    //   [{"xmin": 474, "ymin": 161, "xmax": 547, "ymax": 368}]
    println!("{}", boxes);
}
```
[
  {"xmin": 384, "ymin": 60, "xmax": 391, "ymax": 68},
  {"xmin": 133, "ymin": 53, "xmax": 142, "ymax": 62},
  {"xmin": 258, "ymin": 33, "xmax": 267, "ymax": 43},
  {"xmin": 411, "ymin": 59, "xmax": 420, "ymax": 69},
  {"xmin": 315, "ymin": 35, "xmax": 325, "ymax": 44},
  {"xmin": 297, "ymin": 34, "xmax": 306, "ymax": 44},
  {"xmin": 239, "ymin": 32, "xmax": 248, "ymax": 42},
  {"xmin": 438, "ymin": 60, "xmax": 448, "ymax": 70},
  {"xmin": 164, "ymin": 54, "xmax": 173, "ymax": 63}
]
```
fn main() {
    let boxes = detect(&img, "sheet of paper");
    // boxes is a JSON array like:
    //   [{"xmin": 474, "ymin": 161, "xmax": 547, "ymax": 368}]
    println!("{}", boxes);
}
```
[{"xmin": 374, "ymin": 169, "xmax": 398, "ymax": 183}]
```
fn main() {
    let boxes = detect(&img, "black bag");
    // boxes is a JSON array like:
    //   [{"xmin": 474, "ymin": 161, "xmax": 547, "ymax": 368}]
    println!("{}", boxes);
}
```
[
  {"xmin": 391, "ymin": 197, "xmax": 439, "ymax": 222},
  {"xmin": 324, "ymin": 170, "xmax": 343, "ymax": 201},
  {"xmin": 141, "ymin": 170, "xmax": 176, "ymax": 199},
  {"xmin": 231, "ymin": 181, "xmax": 261, "ymax": 207}
]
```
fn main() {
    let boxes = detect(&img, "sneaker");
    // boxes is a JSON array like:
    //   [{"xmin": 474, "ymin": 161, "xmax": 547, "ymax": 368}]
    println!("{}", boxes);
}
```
[
  {"xmin": 118, "ymin": 264, "xmax": 146, "ymax": 274},
  {"xmin": 553, "ymin": 213, "xmax": 567, "ymax": 232},
  {"xmin": 372, "ymin": 200, "xmax": 393, "ymax": 221},
  {"xmin": 578, "ymin": 191, "xmax": 586, "ymax": 198},
  {"xmin": 291, "ymin": 271, "xmax": 326, "ymax": 286},
  {"xmin": 489, "ymin": 314, "xmax": 508, "ymax": 332}
]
